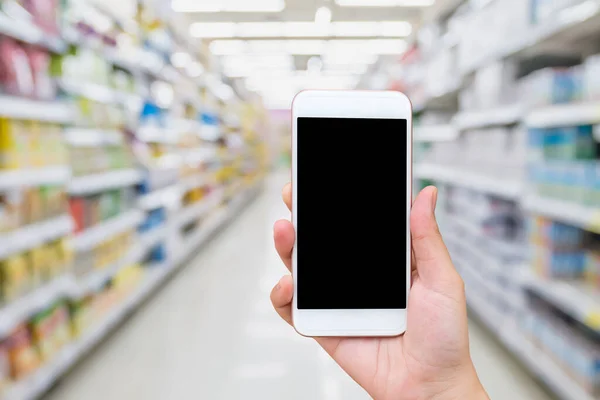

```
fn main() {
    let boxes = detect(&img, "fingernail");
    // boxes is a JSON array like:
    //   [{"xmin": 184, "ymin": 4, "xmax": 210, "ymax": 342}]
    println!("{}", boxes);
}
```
[{"xmin": 430, "ymin": 187, "xmax": 438, "ymax": 212}]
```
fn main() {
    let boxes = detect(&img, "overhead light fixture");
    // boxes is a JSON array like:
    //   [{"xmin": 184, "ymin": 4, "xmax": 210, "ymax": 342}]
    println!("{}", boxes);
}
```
[
  {"xmin": 334, "ymin": 0, "xmax": 434, "ymax": 6},
  {"xmin": 187, "ymin": 62, "xmax": 205, "ymax": 77},
  {"xmin": 210, "ymin": 40, "xmax": 247, "ymax": 55},
  {"xmin": 189, "ymin": 22, "xmax": 236, "ymax": 38},
  {"xmin": 173, "ymin": 0, "xmax": 285, "ymax": 12},
  {"xmin": 284, "ymin": 22, "xmax": 331, "ymax": 37},
  {"xmin": 332, "ymin": 22, "xmax": 380, "ymax": 37},
  {"xmin": 171, "ymin": 52, "xmax": 191, "ymax": 68},
  {"xmin": 380, "ymin": 21, "xmax": 412, "ymax": 36},
  {"xmin": 237, "ymin": 22, "xmax": 284, "ymax": 37},
  {"xmin": 315, "ymin": 6, "xmax": 332, "ymax": 24}
]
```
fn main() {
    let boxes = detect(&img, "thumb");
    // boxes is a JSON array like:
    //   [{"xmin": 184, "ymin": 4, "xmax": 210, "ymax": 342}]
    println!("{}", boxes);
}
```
[{"xmin": 410, "ymin": 186, "xmax": 458, "ymax": 287}]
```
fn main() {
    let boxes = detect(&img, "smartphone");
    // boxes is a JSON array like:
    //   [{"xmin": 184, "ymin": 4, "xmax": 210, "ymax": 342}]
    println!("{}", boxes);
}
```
[{"xmin": 291, "ymin": 90, "xmax": 412, "ymax": 337}]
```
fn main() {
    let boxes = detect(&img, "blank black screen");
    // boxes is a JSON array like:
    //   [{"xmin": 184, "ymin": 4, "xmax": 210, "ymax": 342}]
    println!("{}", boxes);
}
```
[{"xmin": 296, "ymin": 117, "xmax": 408, "ymax": 310}]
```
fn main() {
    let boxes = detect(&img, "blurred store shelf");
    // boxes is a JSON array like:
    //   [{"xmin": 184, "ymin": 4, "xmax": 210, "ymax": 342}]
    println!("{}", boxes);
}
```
[
  {"xmin": 414, "ymin": 125, "xmax": 458, "ymax": 142},
  {"xmin": 138, "ymin": 183, "xmax": 182, "ymax": 211},
  {"xmin": 0, "ymin": 166, "xmax": 71, "ymax": 190},
  {"xmin": 59, "ymin": 79, "xmax": 141, "ymax": 105},
  {"xmin": 469, "ymin": 299, "xmax": 595, "ymax": 400},
  {"xmin": 68, "ymin": 244, "xmax": 147, "ymax": 299},
  {"xmin": 525, "ymin": 101, "xmax": 600, "ymax": 128},
  {"xmin": 0, "ymin": 275, "xmax": 74, "ymax": 339},
  {"xmin": 71, "ymin": 210, "xmax": 144, "ymax": 252},
  {"xmin": 461, "ymin": 0, "xmax": 600, "ymax": 74},
  {"xmin": 415, "ymin": 163, "xmax": 523, "ymax": 199},
  {"xmin": 0, "ymin": 215, "xmax": 73, "ymax": 260},
  {"xmin": 453, "ymin": 104, "xmax": 524, "ymax": 130},
  {"xmin": 525, "ymin": 272, "xmax": 600, "ymax": 334},
  {"xmin": 64, "ymin": 128, "xmax": 124, "ymax": 146},
  {"xmin": 0, "ymin": 11, "xmax": 66, "ymax": 53},
  {"xmin": 2, "ymin": 183, "xmax": 262, "ymax": 400},
  {"xmin": 68, "ymin": 169, "xmax": 143, "ymax": 195},
  {"xmin": 523, "ymin": 194, "xmax": 600, "ymax": 234},
  {"xmin": 176, "ymin": 189, "xmax": 224, "ymax": 227},
  {"xmin": 0, "ymin": 96, "xmax": 73, "ymax": 122}
]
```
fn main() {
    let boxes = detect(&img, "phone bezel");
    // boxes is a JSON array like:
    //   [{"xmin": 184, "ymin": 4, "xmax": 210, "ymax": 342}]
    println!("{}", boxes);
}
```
[{"xmin": 291, "ymin": 90, "xmax": 413, "ymax": 337}]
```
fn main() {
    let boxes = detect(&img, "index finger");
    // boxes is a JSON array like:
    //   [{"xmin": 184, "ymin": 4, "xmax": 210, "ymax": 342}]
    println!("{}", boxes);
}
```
[{"xmin": 282, "ymin": 183, "xmax": 292, "ymax": 212}]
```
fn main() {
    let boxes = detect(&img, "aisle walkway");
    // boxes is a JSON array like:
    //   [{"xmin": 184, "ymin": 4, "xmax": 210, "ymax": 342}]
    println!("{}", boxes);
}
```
[{"xmin": 46, "ymin": 172, "xmax": 552, "ymax": 400}]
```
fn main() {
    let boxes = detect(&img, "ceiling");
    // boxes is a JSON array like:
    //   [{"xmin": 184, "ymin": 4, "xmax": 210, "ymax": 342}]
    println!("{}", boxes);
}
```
[{"xmin": 171, "ymin": 0, "xmax": 437, "ymax": 108}]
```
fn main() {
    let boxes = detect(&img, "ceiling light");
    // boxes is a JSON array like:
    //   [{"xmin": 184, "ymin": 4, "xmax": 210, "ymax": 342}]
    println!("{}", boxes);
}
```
[
  {"xmin": 286, "ymin": 40, "xmax": 327, "ymax": 55},
  {"xmin": 248, "ymin": 40, "xmax": 287, "ymax": 53},
  {"xmin": 171, "ymin": 52, "xmax": 191, "ymax": 68},
  {"xmin": 334, "ymin": 0, "xmax": 434, "ymax": 6},
  {"xmin": 332, "ymin": 22, "xmax": 380, "ymax": 37},
  {"xmin": 210, "ymin": 40, "xmax": 247, "ymax": 55},
  {"xmin": 284, "ymin": 22, "xmax": 331, "ymax": 37},
  {"xmin": 237, "ymin": 22, "xmax": 284, "ymax": 37},
  {"xmin": 189, "ymin": 22, "xmax": 236, "ymax": 38},
  {"xmin": 187, "ymin": 62, "xmax": 205, "ymax": 77},
  {"xmin": 172, "ymin": 0, "xmax": 285, "ymax": 12},
  {"xmin": 315, "ymin": 6, "xmax": 332, "ymax": 24},
  {"xmin": 380, "ymin": 21, "xmax": 412, "ymax": 36}
]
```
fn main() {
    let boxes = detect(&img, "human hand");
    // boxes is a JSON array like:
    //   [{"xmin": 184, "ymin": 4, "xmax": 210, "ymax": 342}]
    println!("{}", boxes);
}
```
[{"xmin": 271, "ymin": 184, "xmax": 489, "ymax": 400}]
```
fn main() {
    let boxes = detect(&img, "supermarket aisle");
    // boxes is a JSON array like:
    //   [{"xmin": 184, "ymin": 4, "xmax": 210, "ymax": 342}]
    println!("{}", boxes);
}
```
[{"xmin": 46, "ymin": 172, "xmax": 551, "ymax": 400}]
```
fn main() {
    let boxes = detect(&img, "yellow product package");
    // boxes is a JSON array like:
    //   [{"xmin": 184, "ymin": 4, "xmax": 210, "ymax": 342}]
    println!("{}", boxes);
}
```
[
  {"xmin": 28, "ymin": 121, "xmax": 42, "ymax": 167},
  {"xmin": 0, "ymin": 254, "xmax": 31, "ymax": 303},
  {"xmin": 27, "ymin": 247, "xmax": 45, "ymax": 287},
  {"xmin": 0, "ymin": 118, "xmax": 18, "ymax": 169}
]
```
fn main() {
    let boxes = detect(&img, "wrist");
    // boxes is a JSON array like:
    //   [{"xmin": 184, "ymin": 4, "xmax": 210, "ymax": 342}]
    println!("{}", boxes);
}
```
[{"xmin": 428, "ymin": 365, "xmax": 488, "ymax": 400}]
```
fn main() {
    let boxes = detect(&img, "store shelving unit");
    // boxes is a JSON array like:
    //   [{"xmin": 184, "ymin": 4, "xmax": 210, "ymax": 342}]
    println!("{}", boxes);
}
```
[
  {"xmin": 415, "ymin": 163, "xmax": 523, "ymax": 199},
  {"xmin": 68, "ymin": 169, "xmax": 143, "ymax": 195},
  {"xmin": 526, "ymin": 101, "xmax": 600, "ymax": 128},
  {"xmin": 71, "ymin": 210, "xmax": 144, "ymax": 252},
  {"xmin": 523, "ymin": 194, "xmax": 600, "ymax": 234},
  {"xmin": 414, "ymin": 125, "xmax": 458, "ymax": 142},
  {"xmin": 0, "ymin": 96, "xmax": 73, "ymax": 122},
  {"xmin": 405, "ymin": 1, "xmax": 600, "ymax": 397},
  {"xmin": 0, "ymin": 215, "xmax": 73, "ymax": 259},
  {"xmin": 2, "ymin": 183, "xmax": 262, "ymax": 400}
]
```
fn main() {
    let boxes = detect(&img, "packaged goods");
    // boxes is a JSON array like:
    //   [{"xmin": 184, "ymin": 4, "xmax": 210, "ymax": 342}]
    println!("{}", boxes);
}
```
[
  {"xmin": 0, "ymin": 38, "xmax": 34, "ymax": 97},
  {"xmin": 0, "ymin": 343, "xmax": 11, "ymax": 392},
  {"xmin": 0, "ymin": 254, "xmax": 31, "ymax": 302},
  {"xmin": 5, "ymin": 325, "xmax": 40, "ymax": 380}
]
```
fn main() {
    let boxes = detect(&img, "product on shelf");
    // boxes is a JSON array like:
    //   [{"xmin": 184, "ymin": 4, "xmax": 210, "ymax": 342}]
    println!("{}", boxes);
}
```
[
  {"xmin": 0, "ymin": 186, "xmax": 67, "ymax": 231},
  {"xmin": 0, "ymin": 119, "xmax": 68, "ymax": 170},
  {"xmin": 523, "ymin": 298, "xmax": 600, "ymax": 397},
  {"xmin": 0, "ymin": 253, "xmax": 30, "ymax": 303},
  {"xmin": 30, "ymin": 302, "xmax": 71, "ymax": 362},
  {"xmin": 529, "ymin": 217, "xmax": 587, "ymax": 279},
  {"xmin": 520, "ymin": 66, "xmax": 584, "ymax": 107},
  {"xmin": 72, "ymin": 231, "xmax": 133, "ymax": 278},
  {"xmin": 69, "ymin": 188, "xmax": 136, "ymax": 233},
  {"xmin": 5, "ymin": 324, "xmax": 40, "ymax": 380},
  {"xmin": 69, "ymin": 138, "xmax": 134, "ymax": 177}
]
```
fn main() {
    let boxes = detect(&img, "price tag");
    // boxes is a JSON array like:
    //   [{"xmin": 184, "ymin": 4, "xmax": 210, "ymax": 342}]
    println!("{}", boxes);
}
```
[
  {"xmin": 584, "ymin": 311, "xmax": 600, "ymax": 331},
  {"xmin": 588, "ymin": 211, "xmax": 600, "ymax": 234}
]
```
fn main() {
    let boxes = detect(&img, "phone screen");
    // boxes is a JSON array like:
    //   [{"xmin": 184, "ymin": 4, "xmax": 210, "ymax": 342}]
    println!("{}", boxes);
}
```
[{"xmin": 296, "ymin": 117, "xmax": 409, "ymax": 310}]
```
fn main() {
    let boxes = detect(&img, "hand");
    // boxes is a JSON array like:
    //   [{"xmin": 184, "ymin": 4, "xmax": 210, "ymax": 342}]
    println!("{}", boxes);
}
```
[{"xmin": 271, "ymin": 184, "xmax": 489, "ymax": 400}]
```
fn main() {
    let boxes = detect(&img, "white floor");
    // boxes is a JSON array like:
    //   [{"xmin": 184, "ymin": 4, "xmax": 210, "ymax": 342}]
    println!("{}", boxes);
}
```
[{"xmin": 45, "ymin": 172, "xmax": 553, "ymax": 400}]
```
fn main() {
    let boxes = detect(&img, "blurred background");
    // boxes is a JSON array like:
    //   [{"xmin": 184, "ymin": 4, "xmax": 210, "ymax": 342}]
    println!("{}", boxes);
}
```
[{"xmin": 0, "ymin": 0, "xmax": 598, "ymax": 399}]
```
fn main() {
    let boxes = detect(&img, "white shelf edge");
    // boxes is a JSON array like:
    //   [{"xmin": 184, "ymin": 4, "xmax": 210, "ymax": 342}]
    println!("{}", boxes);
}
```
[
  {"xmin": 525, "ymin": 101, "xmax": 600, "ymax": 128},
  {"xmin": 138, "ymin": 184, "xmax": 182, "ymax": 210},
  {"xmin": 414, "ymin": 125, "xmax": 458, "ymax": 142},
  {"xmin": 69, "ymin": 169, "xmax": 143, "ymax": 195},
  {"xmin": 0, "ymin": 215, "xmax": 73, "ymax": 259},
  {"xmin": 3, "ymin": 183, "xmax": 263, "ymax": 400},
  {"xmin": 414, "ymin": 163, "xmax": 524, "ymax": 199},
  {"xmin": 522, "ymin": 194, "xmax": 600, "ymax": 233},
  {"xmin": 0, "ymin": 12, "xmax": 66, "ymax": 53},
  {"xmin": 453, "ymin": 104, "xmax": 524, "ymax": 130},
  {"xmin": 0, "ymin": 96, "xmax": 73, "ymax": 123},
  {"xmin": 0, "ymin": 275, "xmax": 74, "ymax": 339},
  {"xmin": 0, "ymin": 166, "xmax": 72, "ymax": 190},
  {"xmin": 72, "ymin": 210, "xmax": 144, "ymax": 252}
]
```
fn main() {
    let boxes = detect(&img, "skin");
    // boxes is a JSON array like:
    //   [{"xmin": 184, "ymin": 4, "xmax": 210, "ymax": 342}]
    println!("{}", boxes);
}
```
[{"xmin": 270, "ymin": 184, "xmax": 490, "ymax": 400}]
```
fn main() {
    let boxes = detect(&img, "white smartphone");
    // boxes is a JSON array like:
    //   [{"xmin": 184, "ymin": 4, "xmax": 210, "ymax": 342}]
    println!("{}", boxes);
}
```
[{"xmin": 291, "ymin": 90, "xmax": 412, "ymax": 337}]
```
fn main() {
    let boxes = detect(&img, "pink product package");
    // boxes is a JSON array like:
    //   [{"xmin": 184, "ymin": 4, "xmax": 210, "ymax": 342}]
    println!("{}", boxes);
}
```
[
  {"xmin": 27, "ymin": 48, "xmax": 54, "ymax": 99},
  {"xmin": 0, "ymin": 38, "xmax": 34, "ymax": 97},
  {"xmin": 27, "ymin": 0, "xmax": 60, "ymax": 35}
]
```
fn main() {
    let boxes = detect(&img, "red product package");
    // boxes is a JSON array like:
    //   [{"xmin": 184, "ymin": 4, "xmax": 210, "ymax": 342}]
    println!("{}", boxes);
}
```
[
  {"xmin": 69, "ymin": 197, "xmax": 85, "ymax": 233},
  {"xmin": 26, "ymin": 48, "xmax": 55, "ymax": 99},
  {"xmin": 0, "ymin": 38, "xmax": 34, "ymax": 97},
  {"xmin": 26, "ymin": 0, "xmax": 60, "ymax": 35}
]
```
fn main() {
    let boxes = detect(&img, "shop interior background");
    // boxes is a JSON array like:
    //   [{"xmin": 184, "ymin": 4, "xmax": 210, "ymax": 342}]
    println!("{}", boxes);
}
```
[{"xmin": 0, "ymin": 0, "xmax": 600, "ymax": 399}]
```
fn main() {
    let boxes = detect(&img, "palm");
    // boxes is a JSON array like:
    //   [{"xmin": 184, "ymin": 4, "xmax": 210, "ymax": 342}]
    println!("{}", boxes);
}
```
[
  {"xmin": 271, "ymin": 184, "xmax": 483, "ymax": 400},
  {"xmin": 314, "ymin": 273, "xmax": 469, "ymax": 400}
]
